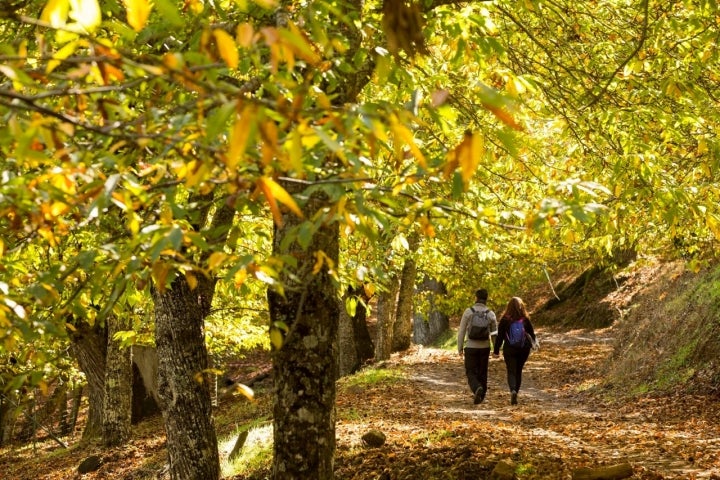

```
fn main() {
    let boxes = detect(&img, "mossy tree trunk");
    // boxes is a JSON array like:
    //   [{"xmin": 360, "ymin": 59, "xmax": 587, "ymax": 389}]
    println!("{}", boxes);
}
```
[
  {"xmin": 102, "ymin": 315, "xmax": 132, "ymax": 446},
  {"xmin": 153, "ymin": 274, "xmax": 220, "ymax": 480},
  {"xmin": 69, "ymin": 321, "xmax": 107, "ymax": 441},
  {"xmin": 268, "ymin": 184, "xmax": 340, "ymax": 479}
]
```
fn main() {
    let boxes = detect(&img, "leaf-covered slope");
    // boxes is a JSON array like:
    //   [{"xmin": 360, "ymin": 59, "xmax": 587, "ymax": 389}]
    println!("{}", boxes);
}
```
[{"xmin": 528, "ymin": 257, "xmax": 720, "ymax": 396}]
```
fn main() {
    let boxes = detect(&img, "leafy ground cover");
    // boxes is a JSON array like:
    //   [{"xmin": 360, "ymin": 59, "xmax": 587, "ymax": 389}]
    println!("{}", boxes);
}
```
[{"xmin": 2, "ymin": 324, "xmax": 719, "ymax": 479}]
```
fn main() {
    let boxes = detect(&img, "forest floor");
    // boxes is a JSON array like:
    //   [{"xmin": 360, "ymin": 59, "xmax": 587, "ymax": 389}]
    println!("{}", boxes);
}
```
[
  {"xmin": 2, "ymin": 328, "xmax": 720, "ymax": 479},
  {"xmin": 330, "ymin": 328, "xmax": 720, "ymax": 480}
]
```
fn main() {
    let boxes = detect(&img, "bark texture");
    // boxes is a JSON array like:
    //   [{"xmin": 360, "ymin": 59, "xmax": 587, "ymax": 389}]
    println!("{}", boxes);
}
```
[
  {"xmin": 337, "ymin": 292, "xmax": 358, "ymax": 379},
  {"xmin": 392, "ymin": 241, "xmax": 418, "ymax": 352},
  {"xmin": 68, "ymin": 321, "xmax": 107, "ymax": 441},
  {"xmin": 374, "ymin": 275, "xmax": 400, "ymax": 361},
  {"xmin": 131, "ymin": 345, "xmax": 160, "ymax": 422},
  {"xmin": 268, "ymin": 184, "xmax": 339, "ymax": 479},
  {"xmin": 102, "ymin": 315, "xmax": 132, "ymax": 446},
  {"xmin": 153, "ymin": 274, "xmax": 220, "ymax": 480},
  {"xmin": 412, "ymin": 278, "xmax": 449, "ymax": 345},
  {"xmin": 337, "ymin": 287, "xmax": 373, "ymax": 378}
]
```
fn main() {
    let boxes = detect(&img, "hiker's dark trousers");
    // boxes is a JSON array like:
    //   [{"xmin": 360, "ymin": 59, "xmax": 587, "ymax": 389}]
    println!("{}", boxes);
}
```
[
  {"xmin": 502, "ymin": 347, "xmax": 531, "ymax": 392},
  {"xmin": 464, "ymin": 347, "xmax": 490, "ymax": 394}
]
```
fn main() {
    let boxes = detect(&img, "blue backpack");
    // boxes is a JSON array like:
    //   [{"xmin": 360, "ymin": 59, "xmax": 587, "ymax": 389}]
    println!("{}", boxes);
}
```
[{"xmin": 506, "ymin": 318, "xmax": 527, "ymax": 348}]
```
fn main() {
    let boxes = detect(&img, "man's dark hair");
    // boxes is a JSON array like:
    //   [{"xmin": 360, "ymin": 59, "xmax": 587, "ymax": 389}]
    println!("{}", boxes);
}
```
[{"xmin": 475, "ymin": 288, "xmax": 488, "ymax": 303}]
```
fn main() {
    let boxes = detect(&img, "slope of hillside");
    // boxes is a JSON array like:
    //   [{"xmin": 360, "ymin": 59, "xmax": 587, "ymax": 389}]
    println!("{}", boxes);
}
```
[{"xmin": 531, "ymin": 257, "xmax": 720, "ymax": 397}]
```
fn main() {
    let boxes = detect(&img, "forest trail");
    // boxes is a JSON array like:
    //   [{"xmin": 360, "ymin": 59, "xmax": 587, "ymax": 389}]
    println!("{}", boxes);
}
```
[
  {"xmin": 3, "ymin": 327, "xmax": 720, "ymax": 480},
  {"xmin": 334, "ymin": 329, "xmax": 720, "ymax": 479}
]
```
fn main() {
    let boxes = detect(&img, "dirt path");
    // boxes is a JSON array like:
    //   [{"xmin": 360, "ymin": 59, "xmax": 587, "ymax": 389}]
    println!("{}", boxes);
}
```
[{"xmin": 335, "ymin": 329, "xmax": 720, "ymax": 479}]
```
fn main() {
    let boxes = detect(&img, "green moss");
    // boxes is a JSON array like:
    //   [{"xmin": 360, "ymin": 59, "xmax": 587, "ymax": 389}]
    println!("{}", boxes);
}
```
[
  {"xmin": 338, "ymin": 367, "xmax": 404, "ymax": 390},
  {"xmin": 432, "ymin": 328, "xmax": 458, "ymax": 350},
  {"xmin": 219, "ymin": 422, "xmax": 273, "ymax": 478},
  {"xmin": 516, "ymin": 463, "xmax": 535, "ymax": 475}
]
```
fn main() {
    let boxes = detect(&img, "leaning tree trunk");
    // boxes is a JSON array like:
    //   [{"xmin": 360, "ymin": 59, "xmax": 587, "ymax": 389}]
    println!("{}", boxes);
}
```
[
  {"xmin": 374, "ymin": 275, "xmax": 400, "ymax": 361},
  {"xmin": 268, "ymin": 184, "xmax": 339, "ymax": 479},
  {"xmin": 153, "ymin": 274, "xmax": 220, "ymax": 480},
  {"xmin": 102, "ymin": 315, "xmax": 132, "ymax": 446},
  {"xmin": 392, "ymin": 241, "xmax": 418, "ymax": 352},
  {"xmin": 68, "ymin": 321, "xmax": 107, "ymax": 441}
]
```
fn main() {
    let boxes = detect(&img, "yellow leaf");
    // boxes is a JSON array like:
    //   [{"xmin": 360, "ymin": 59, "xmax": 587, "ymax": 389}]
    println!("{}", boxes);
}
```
[
  {"xmin": 233, "ymin": 268, "xmax": 247, "ymax": 287},
  {"xmin": 269, "ymin": 327, "xmax": 284, "ymax": 350},
  {"xmin": 123, "ymin": 0, "xmax": 152, "ymax": 32},
  {"xmin": 285, "ymin": 127, "xmax": 304, "ymax": 173},
  {"xmin": 232, "ymin": 383, "xmax": 255, "ymax": 401},
  {"xmin": 50, "ymin": 201, "xmax": 70, "ymax": 217},
  {"xmin": 0, "ymin": 238, "xmax": 4, "ymax": 258},
  {"xmin": 41, "ymin": 0, "xmax": 69, "ymax": 28},
  {"xmin": 207, "ymin": 252, "xmax": 227, "ymax": 270},
  {"xmin": 390, "ymin": 117, "xmax": 426, "ymax": 168},
  {"xmin": 313, "ymin": 251, "xmax": 324, "ymax": 274},
  {"xmin": 213, "ymin": 29, "xmax": 239, "ymax": 69},
  {"xmin": 257, "ymin": 178, "xmax": 282, "ymax": 226},
  {"xmin": 419, "ymin": 216, "xmax": 435, "ymax": 237},
  {"xmin": 185, "ymin": 271, "xmax": 198, "ymax": 290},
  {"xmin": 457, "ymin": 131, "xmax": 483, "ymax": 185},
  {"xmin": 483, "ymin": 103, "xmax": 524, "ymax": 131},
  {"xmin": 47, "ymin": 40, "xmax": 80, "ymax": 74},
  {"xmin": 707, "ymin": 215, "xmax": 720, "ymax": 241},
  {"xmin": 152, "ymin": 262, "xmax": 170, "ymax": 292},
  {"xmin": 69, "ymin": 0, "xmax": 102, "ymax": 32},
  {"xmin": 258, "ymin": 177, "xmax": 304, "ymax": 223},
  {"xmin": 363, "ymin": 283, "xmax": 376, "ymax": 298},
  {"xmin": 278, "ymin": 22, "xmax": 321, "ymax": 65},
  {"xmin": 236, "ymin": 23, "xmax": 255, "ymax": 48},
  {"xmin": 227, "ymin": 104, "xmax": 255, "ymax": 170}
]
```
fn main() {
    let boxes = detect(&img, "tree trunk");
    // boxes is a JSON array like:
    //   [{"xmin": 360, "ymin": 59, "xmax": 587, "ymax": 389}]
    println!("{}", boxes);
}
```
[
  {"xmin": 69, "ymin": 321, "xmax": 107, "ymax": 441},
  {"xmin": 102, "ymin": 315, "xmax": 132, "ymax": 446},
  {"xmin": 0, "ymin": 390, "xmax": 20, "ymax": 445},
  {"xmin": 413, "ymin": 278, "xmax": 449, "ymax": 346},
  {"xmin": 374, "ymin": 276, "xmax": 400, "ymax": 361},
  {"xmin": 268, "ymin": 184, "xmax": 339, "ymax": 479},
  {"xmin": 337, "ymin": 291, "xmax": 358, "ymax": 379},
  {"xmin": 352, "ymin": 291, "xmax": 374, "ymax": 365},
  {"xmin": 153, "ymin": 274, "xmax": 220, "ymax": 480},
  {"xmin": 131, "ymin": 345, "xmax": 161, "ymax": 423},
  {"xmin": 392, "ymin": 242, "xmax": 417, "ymax": 352},
  {"xmin": 337, "ymin": 286, "xmax": 374, "ymax": 377},
  {"xmin": 67, "ymin": 386, "xmax": 82, "ymax": 436}
]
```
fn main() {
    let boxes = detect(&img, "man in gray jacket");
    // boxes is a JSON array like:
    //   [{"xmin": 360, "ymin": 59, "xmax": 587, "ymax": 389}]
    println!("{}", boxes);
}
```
[{"xmin": 457, "ymin": 288, "xmax": 498, "ymax": 404}]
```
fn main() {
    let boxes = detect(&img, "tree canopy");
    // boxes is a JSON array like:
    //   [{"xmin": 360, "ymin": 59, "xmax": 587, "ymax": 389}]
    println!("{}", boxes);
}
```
[{"xmin": 1, "ymin": 0, "xmax": 719, "ymax": 476}]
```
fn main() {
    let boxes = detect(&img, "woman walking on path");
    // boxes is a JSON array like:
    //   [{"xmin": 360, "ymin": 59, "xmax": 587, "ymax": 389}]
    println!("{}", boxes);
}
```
[{"xmin": 493, "ymin": 297, "xmax": 537, "ymax": 405}]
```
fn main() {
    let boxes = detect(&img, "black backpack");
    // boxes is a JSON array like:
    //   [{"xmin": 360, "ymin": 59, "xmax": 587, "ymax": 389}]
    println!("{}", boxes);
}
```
[{"xmin": 467, "ymin": 307, "xmax": 490, "ymax": 340}]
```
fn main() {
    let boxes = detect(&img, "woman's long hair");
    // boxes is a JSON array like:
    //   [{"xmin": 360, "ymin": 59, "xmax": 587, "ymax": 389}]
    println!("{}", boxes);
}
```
[{"xmin": 501, "ymin": 297, "xmax": 530, "ymax": 321}]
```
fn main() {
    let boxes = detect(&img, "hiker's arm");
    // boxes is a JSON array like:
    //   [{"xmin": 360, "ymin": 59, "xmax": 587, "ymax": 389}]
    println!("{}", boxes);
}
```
[
  {"xmin": 457, "ymin": 309, "xmax": 470, "ymax": 355},
  {"xmin": 489, "ymin": 312, "xmax": 499, "ymax": 354}
]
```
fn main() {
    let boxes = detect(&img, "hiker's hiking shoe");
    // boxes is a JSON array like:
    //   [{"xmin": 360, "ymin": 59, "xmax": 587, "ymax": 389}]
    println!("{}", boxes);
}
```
[
  {"xmin": 510, "ymin": 390, "xmax": 518, "ymax": 405},
  {"xmin": 473, "ymin": 386, "xmax": 485, "ymax": 404}
]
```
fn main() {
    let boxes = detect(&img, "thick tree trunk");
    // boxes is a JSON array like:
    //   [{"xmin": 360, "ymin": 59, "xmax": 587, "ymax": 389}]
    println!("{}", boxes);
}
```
[
  {"xmin": 412, "ymin": 278, "xmax": 449, "ymax": 345},
  {"xmin": 102, "ymin": 315, "xmax": 132, "ymax": 446},
  {"xmin": 392, "ymin": 244, "xmax": 417, "ymax": 352},
  {"xmin": 153, "ymin": 274, "xmax": 220, "ymax": 480},
  {"xmin": 374, "ymin": 276, "xmax": 400, "ymax": 361},
  {"xmin": 69, "ymin": 321, "xmax": 107, "ymax": 441},
  {"xmin": 268, "ymin": 185, "xmax": 339, "ymax": 479}
]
